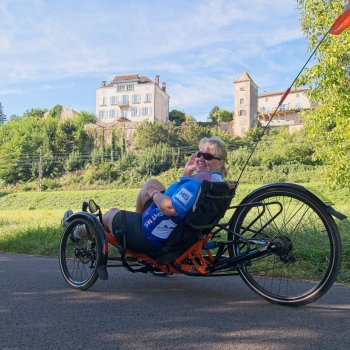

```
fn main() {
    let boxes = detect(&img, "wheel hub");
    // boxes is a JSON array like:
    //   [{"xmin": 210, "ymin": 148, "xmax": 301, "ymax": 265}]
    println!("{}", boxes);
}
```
[{"xmin": 270, "ymin": 236, "xmax": 296, "ymax": 263}]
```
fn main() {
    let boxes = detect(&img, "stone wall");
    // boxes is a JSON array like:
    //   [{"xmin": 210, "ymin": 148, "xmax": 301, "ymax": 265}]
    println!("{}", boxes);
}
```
[{"xmin": 84, "ymin": 120, "xmax": 236, "ymax": 148}]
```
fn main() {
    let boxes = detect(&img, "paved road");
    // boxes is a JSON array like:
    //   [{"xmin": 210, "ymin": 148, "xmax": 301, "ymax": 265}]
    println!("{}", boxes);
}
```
[{"xmin": 1, "ymin": 252, "xmax": 350, "ymax": 350}]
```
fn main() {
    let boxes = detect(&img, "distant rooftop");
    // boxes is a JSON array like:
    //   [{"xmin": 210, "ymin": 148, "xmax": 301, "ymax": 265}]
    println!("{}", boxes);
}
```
[{"xmin": 110, "ymin": 74, "xmax": 153, "ymax": 84}]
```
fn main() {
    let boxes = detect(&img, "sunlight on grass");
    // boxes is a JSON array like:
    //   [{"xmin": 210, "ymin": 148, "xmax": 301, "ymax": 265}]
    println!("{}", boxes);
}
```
[
  {"xmin": 0, "ymin": 208, "xmax": 134, "ymax": 257},
  {"xmin": 0, "ymin": 186, "xmax": 349, "ymax": 285},
  {"xmin": 0, "ymin": 210, "xmax": 64, "ymax": 256}
]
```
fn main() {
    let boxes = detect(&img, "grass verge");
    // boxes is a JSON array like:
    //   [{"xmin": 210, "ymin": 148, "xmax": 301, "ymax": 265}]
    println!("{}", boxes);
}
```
[{"xmin": 0, "ymin": 184, "xmax": 349, "ymax": 285}]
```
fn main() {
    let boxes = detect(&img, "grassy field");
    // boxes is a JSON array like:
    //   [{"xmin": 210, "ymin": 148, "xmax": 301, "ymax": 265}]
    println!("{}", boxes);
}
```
[{"xmin": 0, "ymin": 183, "xmax": 349, "ymax": 284}]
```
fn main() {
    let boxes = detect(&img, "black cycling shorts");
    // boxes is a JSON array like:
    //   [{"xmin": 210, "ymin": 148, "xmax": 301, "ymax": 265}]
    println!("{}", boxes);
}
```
[{"xmin": 112, "ymin": 211, "xmax": 161, "ymax": 253}]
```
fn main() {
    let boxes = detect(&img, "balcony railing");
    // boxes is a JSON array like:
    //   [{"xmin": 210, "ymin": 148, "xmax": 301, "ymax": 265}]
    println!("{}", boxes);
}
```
[{"xmin": 118, "ymin": 101, "xmax": 129, "ymax": 107}]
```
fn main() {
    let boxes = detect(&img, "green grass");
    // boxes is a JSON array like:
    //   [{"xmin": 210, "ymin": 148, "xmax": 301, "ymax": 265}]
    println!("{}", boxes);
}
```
[{"xmin": 0, "ymin": 183, "xmax": 349, "ymax": 285}]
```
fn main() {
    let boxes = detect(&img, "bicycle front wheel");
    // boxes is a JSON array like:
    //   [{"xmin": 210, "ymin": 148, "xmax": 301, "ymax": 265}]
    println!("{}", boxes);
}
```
[
  {"xmin": 230, "ymin": 185, "xmax": 342, "ymax": 306},
  {"xmin": 59, "ymin": 218, "xmax": 101, "ymax": 290}
]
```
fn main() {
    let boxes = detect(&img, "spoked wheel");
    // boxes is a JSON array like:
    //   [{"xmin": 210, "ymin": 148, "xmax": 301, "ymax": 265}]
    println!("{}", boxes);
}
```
[
  {"xmin": 59, "ymin": 218, "xmax": 101, "ymax": 290},
  {"xmin": 229, "ymin": 185, "xmax": 342, "ymax": 306}
]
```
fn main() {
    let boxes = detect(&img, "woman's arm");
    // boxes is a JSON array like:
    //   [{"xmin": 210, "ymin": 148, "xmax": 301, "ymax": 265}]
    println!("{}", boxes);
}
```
[
  {"xmin": 183, "ymin": 153, "xmax": 198, "ymax": 176},
  {"xmin": 146, "ymin": 185, "xmax": 179, "ymax": 216}
]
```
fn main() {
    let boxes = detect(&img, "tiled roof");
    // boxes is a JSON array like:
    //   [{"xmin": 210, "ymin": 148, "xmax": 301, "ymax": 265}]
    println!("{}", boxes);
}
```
[
  {"xmin": 234, "ymin": 70, "xmax": 258, "ymax": 87},
  {"xmin": 139, "ymin": 76, "xmax": 153, "ymax": 83},
  {"xmin": 110, "ymin": 73, "xmax": 154, "ymax": 84},
  {"xmin": 112, "ymin": 73, "xmax": 140, "ymax": 81},
  {"xmin": 258, "ymin": 88, "xmax": 308, "ymax": 98}
]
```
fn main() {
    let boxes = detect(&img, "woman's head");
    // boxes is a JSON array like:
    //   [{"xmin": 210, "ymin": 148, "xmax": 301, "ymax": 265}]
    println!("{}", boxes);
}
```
[{"xmin": 197, "ymin": 136, "xmax": 228, "ymax": 178}]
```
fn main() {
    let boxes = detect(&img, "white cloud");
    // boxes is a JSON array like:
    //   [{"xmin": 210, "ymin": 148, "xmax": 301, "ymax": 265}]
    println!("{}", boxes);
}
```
[
  {"xmin": 0, "ymin": 0, "xmax": 310, "ymax": 120},
  {"xmin": 0, "ymin": 88, "xmax": 25, "ymax": 95},
  {"xmin": 40, "ymin": 83, "xmax": 74, "ymax": 90}
]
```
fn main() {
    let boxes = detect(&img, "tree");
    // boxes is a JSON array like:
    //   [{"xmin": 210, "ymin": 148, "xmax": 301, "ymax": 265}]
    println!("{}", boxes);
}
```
[
  {"xmin": 179, "ymin": 123, "xmax": 212, "ymax": 147},
  {"xmin": 216, "ymin": 109, "xmax": 232, "ymax": 122},
  {"xmin": 296, "ymin": 0, "xmax": 350, "ymax": 187},
  {"xmin": 48, "ymin": 105, "xmax": 63, "ymax": 119},
  {"xmin": 0, "ymin": 103, "xmax": 7, "ymax": 124},
  {"xmin": 243, "ymin": 126, "xmax": 264, "ymax": 142},
  {"xmin": 185, "ymin": 114, "xmax": 196, "ymax": 123},
  {"xmin": 208, "ymin": 106, "xmax": 233, "ymax": 122},
  {"xmin": 169, "ymin": 110, "xmax": 186, "ymax": 125},
  {"xmin": 0, "ymin": 108, "xmax": 95, "ymax": 184},
  {"xmin": 132, "ymin": 121, "xmax": 172, "ymax": 149},
  {"xmin": 208, "ymin": 106, "xmax": 220, "ymax": 121}
]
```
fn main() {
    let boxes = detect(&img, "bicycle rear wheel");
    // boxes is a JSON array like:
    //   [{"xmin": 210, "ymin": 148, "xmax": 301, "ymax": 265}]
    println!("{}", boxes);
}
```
[
  {"xmin": 59, "ymin": 218, "xmax": 101, "ymax": 290},
  {"xmin": 229, "ymin": 185, "xmax": 342, "ymax": 306}
]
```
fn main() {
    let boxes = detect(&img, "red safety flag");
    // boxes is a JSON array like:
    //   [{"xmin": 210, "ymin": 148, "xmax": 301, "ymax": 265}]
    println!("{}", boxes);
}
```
[{"xmin": 330, "ymin": 1, "xmax": 350, "ymax": 35}]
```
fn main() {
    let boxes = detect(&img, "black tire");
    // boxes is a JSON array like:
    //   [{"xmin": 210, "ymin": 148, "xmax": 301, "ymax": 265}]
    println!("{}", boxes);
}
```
[
  {"xmin": 59, "ymin": 218, "xmax": 101, "ymax": 290},
  {"xmin": 229, "ymin": 185, "xmax": 342, "ymax": 306}
]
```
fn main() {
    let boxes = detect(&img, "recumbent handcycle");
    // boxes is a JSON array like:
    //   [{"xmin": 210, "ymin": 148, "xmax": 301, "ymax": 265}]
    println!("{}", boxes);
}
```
[{"xmin": 59, "ymin": 180, "xmax": 345, "ymax": 306}]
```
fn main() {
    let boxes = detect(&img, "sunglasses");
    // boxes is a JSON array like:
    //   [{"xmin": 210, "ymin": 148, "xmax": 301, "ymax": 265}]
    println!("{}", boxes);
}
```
[{"xmin": 195, "ymin": 151, "xmax": 221, "ymax": 161}]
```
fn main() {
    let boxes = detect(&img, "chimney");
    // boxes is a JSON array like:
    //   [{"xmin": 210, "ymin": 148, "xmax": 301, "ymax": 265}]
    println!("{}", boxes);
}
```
[
  {"xmin": 155, "ymin": 75, "xmax": 159, "ymax": 86},
  {"xmin": 101, "ymin": 81, "xmax": 106, "ymax": 87},
  {"xmin": 162, "ymin": 82, "xmax": 166, "ymax": 93}
]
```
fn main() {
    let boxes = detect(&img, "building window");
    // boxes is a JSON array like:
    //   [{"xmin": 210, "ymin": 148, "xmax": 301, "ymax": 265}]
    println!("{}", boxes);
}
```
[
  {"xmin": 240, "ymin": 98, "xmax": 244, "ymax": 104},
  {"xmin": 144, "ymin": 93, "xmax": 152, "ymax": 102},
  {"xmin": 142, "ymin": 107, "xmax": 152, "ymax": 116},
  {"xmin": 117, "ymin": 85, "xmax": 125, "ymax": 92},
  {"xmin": 109, "ymin": 109, "xmax": 118, "ymax": 118},
  {"xmin": 131, "ymin": 108, "xmax": 139, "ymax": 117},
  {"xmin": 295, "ymin": 102, "xmax": 302, "ymax": 110},
  {"xmin": 280, "ymin": 115, "xmax": 285, "ymax": 120},
  {"xmin": 240, "ymin": 87, "xmax": 245, "ymax": 91},
  {"xmin": 296, "ymin": 93, "xmax": 300, "ymax": 98},
  {"xmin": 100, "ymin": 97, "xmax": 107, "ymax": 105},
  {"xmin": 132, "ymin": 94, "xmax": 141, "ymax": 103},
  {"xmin": 279, "ymin": 103, "xmax": 289, "ymax": 111},
  {"xmin": 265, "ymin": 98, "xmax": 269, "ymax": 102},
  {"xmin": 122, "ymin": 110, "xmax": 128, "ymax": 118},
  {"xmin": 264, "ymin": 106, "xmax": 270, "ymax": 112},
  {"xmin": 119, "ymin": 95, "xmax": 129, "ymax": 105},
  {"xmin": 110, "ymin": 96, "xmax": 118, "ymax": 105},
  {"xmin": 265, "ymin": 116, "xmax": 269, "ymax": 122},
  {"xmin": 99, "ymin": 110, "xmax": 107, "ymax": 118},
  {"xmin": 239, "ymin": 110, "xmax": 245, "ymax": 116},
  {"xmin": 126, "ymin": 84, "xmax": 134, "ymax": 91}
]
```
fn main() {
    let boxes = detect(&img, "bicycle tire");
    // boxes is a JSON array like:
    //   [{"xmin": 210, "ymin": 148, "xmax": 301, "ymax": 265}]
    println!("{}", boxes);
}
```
[
  {"xmin": 59, "ymin": 218, "xmax": 101, "ymax": 290},
  {"xmin": 229, "ymin": 185, "xmax": 342, "ymax": 306}
]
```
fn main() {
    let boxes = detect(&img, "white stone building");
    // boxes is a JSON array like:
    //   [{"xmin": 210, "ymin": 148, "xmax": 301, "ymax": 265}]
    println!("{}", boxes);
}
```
[
  {"xmin": 96, "ymin": 73, "xmax": 169, "ymax": 123},
  {"xmin": 233, "ymin": 71, "xmax": 315, "ymax": 136},
  {"xmin": 257, "ymin": 89, "xmax": 316, "ymax": 133},
  {"xmin": 233, "ymin": 71, "xmax": 258, "ymax": 137}
]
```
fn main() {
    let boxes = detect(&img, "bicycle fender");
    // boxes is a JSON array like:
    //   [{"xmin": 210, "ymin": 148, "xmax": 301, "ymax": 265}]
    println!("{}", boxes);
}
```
[
  {"xmin": 242, "ymin": 182, "xmax": 347, "ymax": 220},
  {"xmin": 66, "ymin": 212, "xmax": 109, "ymax": 280}
]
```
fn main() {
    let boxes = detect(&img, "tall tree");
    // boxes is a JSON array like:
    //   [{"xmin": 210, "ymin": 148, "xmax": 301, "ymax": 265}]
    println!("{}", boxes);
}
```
[
  {"xmin": 169, "ymin": 110, "xmax": 186, "ymax": 126},
  {"xmin": 296, "ymin": 0, "xmax": 350, "ymax": 187},
  {"xmin": 0, "ymin": 103, "xmax": 7, "ymax": 124},
  {"xmin": 208, "ymin": 106, "xmax": 220, "ymax": 121}
]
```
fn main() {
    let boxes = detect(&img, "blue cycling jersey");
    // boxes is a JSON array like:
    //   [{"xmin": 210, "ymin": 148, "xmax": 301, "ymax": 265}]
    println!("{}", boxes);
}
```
[{"xmin": 141, "ymin": 172, "xmax": 222, "ymax": 246}]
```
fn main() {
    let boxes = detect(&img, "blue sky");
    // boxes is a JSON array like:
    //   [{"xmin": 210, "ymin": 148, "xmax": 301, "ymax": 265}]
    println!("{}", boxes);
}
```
[{"xmin": 0, "ymin": 0, "xmax": 312, "ymax": 122}]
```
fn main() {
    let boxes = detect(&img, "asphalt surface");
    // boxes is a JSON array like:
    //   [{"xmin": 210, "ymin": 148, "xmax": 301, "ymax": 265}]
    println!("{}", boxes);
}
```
[{"xmin": 0, "ymin": 252, "xmax": 350, "ymax": 350}]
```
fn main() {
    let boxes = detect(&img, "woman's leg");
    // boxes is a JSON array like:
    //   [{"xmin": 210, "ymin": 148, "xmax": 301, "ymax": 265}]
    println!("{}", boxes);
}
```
[
  {"xmin": 102, "ymin": 208, "xmax": 120, "ymax": 233},
  {"xmin": 135, "ymin": 179, "xmax": 166, "ymax": 214},
  {"xmin": 70, "ymin": 208, "xmax": 120, "ymax": 239}
]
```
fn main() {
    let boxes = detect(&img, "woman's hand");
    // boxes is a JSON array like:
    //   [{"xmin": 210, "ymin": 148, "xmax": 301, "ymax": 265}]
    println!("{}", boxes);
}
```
[
  {"xmin": 183, "ymin": 153, "xmax": 198, "ymax": 176},
  {"xmin": 145, "ymin": 184, "xmax": 157, "ymax": 197},
  {"xmin": 146, "ymin": 184, "xmax": 178, "ymax": 216}
]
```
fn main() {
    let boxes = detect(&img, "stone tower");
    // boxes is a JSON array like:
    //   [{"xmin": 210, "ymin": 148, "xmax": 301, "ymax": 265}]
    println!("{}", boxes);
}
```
[{"xmin": 233, "ymin": 71, "xmax": 258, "ymax": 137}]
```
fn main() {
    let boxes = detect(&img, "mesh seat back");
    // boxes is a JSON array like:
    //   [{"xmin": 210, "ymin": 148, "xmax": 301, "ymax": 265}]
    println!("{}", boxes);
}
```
[
  {"xmin": 150, "ymin": 180, "xmax": 236, "ymax": 262},
  {"xmin": 184, "ymin": 180, "xmax": 236, "ymax": 234}
]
